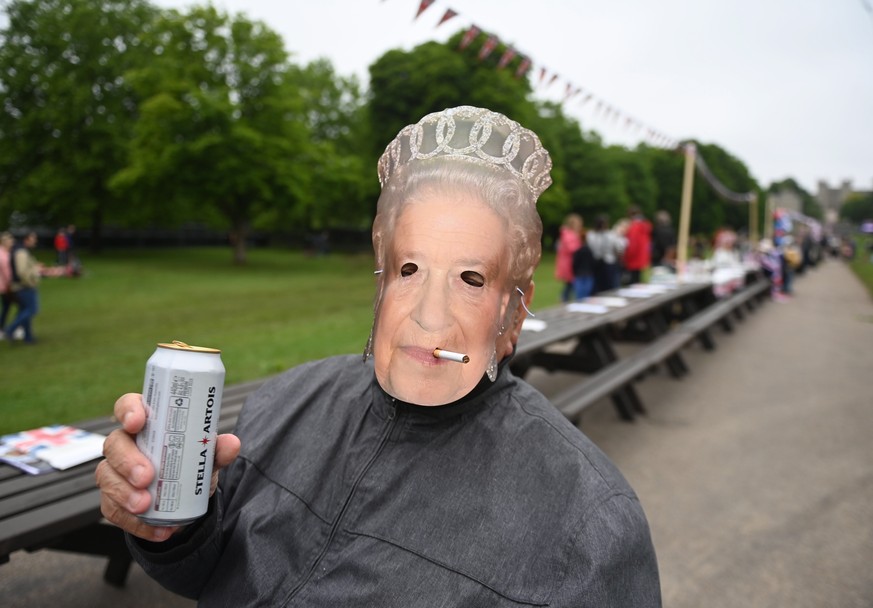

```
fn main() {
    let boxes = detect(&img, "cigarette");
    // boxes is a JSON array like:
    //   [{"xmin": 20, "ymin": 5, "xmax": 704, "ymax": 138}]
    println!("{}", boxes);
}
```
[{"xmin": 433, "ymin": 348, "xmax": 469, "ymax": 364}]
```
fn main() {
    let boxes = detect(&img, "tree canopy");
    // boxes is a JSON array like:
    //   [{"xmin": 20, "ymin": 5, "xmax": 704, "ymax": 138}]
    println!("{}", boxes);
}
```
[
  {"xmin": 0, "ymin": 1, "xmax": 799, "ymax": 261},
  {"xmin": 0, "ymin": 0, "xmax": 157, "ymax": 244}
]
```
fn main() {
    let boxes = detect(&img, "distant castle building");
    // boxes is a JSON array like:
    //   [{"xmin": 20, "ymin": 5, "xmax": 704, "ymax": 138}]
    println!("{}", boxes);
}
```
[{"xmin": 816, "ymin": 179, "xmax": 873, "ymax": 224}]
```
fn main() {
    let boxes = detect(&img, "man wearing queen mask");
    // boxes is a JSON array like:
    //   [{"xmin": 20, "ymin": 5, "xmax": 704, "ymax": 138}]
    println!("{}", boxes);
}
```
[{"xmin": 98, "ymin": 106, "xmax": 661, "ymax": 606}]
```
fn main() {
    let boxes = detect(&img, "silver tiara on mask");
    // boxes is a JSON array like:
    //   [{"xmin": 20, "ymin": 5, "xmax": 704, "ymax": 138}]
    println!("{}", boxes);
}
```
[{"xmin": 377, "ymin": 106, "xmax": 553, "ymax": 201}]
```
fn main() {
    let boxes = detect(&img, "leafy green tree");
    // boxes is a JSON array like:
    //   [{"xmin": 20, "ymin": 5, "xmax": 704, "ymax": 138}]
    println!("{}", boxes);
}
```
[
  {"xmin": 368, "ymin": 32, "xmax": 536, "ymax": 163},
  {"xmin": 768, "ymin": 177, "xmax": 823, "ymax": 220},
  {"xmin": 606, "ymin": 145, "xmax": 658, "ymax": 219},
  {"xmin": 110, "ymin": 6, "xmax": 311, "ymax": 263},
  {"xmin": 840, "ymin": 192, "xmax": 873, "ymax": 224},
  {"xmin": 644, "ymin": 145, "xmax": 685, "ymax": 224},
  {"xmin": 285, "ymin": 59, "xmax": 372, "ymax": 233},
  {"xmin": 0, "ymin": 0, "xmax": 157, "ymax": 247}
]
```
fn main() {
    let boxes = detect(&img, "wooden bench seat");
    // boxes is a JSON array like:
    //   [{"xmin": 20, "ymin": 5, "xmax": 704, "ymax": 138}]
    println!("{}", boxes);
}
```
[
  {"xmin": 550, "ymin": 280, "xmax": 769, "ymax": 423},
  {"xmin": 0, "ymin": 377, "xmax": 265, "ymax": 586}
]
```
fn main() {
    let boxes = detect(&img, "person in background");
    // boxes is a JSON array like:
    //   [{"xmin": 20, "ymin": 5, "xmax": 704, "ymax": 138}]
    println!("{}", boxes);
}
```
[
  {"xmin": 5, "ymin": 231, "xmax": 42, "ymax": 344},
  {"xmin": 54, "ymin": 227, "xmax": 69, "ymax": 266},
  {"xmin": 0, "ymin": 232, "xmax": 16, "ymax": 338},
  {"xmin": 96, "ymin": 106, "xmax": 661, "ymax": 607},
  {"xmin": 622, "ymin": 205, "xmax": 652, "ymax": 285},
  {"xmin": 587, "ymin": 214, "xmax": 628, "ymax": 293},
  {"xmin": 650, "ymin": 210, "xmax": 676, "ymax": 269},
  {"xmin": 555, "ymin": 213, "xmax": 583, "ymax": 302},
  {"xmin": 571, "ymin": 228, "xmax": 595, "ymax": 300},
  {"xmin": 757, "ymin": 238, "xmax": 788, "ymax": 302}
]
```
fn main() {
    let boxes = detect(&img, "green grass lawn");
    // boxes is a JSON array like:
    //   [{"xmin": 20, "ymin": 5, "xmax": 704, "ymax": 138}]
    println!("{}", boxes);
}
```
[
  {"xmin": 848, "ymin": 234, "xmax": 873, "ymax": 299},
  {"xmin": 1, "ymin": 247, "xmax": 561, "ymax": 434}
]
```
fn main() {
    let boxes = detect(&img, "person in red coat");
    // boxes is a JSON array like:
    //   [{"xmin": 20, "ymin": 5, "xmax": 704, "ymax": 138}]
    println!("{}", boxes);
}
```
[{"xmin": 622, "ymin": 206, "xmax": 652, "ymax": 285}]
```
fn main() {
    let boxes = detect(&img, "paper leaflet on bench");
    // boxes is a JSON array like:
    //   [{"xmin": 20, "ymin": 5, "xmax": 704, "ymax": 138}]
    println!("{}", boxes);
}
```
[{"xmin": 0, "ymin": 425, "xmax": 106, "ymax": 475}]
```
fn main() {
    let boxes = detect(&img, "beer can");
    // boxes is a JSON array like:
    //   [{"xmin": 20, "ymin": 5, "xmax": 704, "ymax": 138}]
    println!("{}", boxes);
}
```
[{"xmin": 137, "ymin": 340, "xmax": 226, "ymax": 526}]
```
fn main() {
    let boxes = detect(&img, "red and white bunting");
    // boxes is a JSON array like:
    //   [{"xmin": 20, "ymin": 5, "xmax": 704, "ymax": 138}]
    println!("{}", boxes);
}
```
[
  {"xmin": 414, "ymin": 0, "xmax": 436, "ymax": 20},
  {"xmin": 459, "ymin": 25, "xmax": 481, "ymax": 50},
  {"xmin": 477, "ymin": 35, "xmax": 499, "ymax": 61},
  {"xmin": 564, "ymin": 85, "xmax": 581, "ymax": 101},
  {"xmin": 497, "ymin": 47, "xmax": 516, "ymax": 69},
  {"xmin": 436, "ymin": 8, "xmax": 458, "ymax": 27},
  {"xmin": 415, "ymin": 5, "xmax": 676, "ymax": 147},
  {"xmin": 514, "ymin": 56, "xmax": 532, "ymax": 79}
]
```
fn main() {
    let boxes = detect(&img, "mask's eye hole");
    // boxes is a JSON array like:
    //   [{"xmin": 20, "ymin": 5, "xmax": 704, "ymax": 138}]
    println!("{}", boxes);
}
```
[
  {"xmin": 400, "ymin": 263, "xmax": 418, "ymax": 277},
  {"xmin": 461, "ymin": 271, "xmax": 485, "ymax": 287}
]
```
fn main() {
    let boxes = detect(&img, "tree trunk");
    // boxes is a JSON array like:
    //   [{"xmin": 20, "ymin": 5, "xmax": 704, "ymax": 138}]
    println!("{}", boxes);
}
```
[{"xmin": 229, "ymin": 220, "xmax": 249, "ymax": 265}]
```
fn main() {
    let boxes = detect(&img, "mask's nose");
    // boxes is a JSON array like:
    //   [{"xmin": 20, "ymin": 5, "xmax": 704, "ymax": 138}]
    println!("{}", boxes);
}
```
[{"xmin": 410, "ymin": 275, "xmax": 452, "ymax": 333}]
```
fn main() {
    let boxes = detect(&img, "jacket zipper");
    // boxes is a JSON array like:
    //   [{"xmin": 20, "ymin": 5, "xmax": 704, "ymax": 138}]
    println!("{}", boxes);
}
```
[{"xmin": 281, "ymin": 399, "xmax": 398, "ymax": 605}]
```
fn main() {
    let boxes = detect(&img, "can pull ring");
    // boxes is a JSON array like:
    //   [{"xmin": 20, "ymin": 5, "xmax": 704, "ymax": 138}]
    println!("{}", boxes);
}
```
[{"xmin": 172, "ymin": 340, "xmax": 192, "ymax": 349}]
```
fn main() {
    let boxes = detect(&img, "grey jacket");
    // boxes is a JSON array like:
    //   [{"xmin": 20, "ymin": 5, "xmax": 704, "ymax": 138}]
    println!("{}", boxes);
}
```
[{"xmin": 129, "ymin": 355, "xmax": 661, "ymax": 607}]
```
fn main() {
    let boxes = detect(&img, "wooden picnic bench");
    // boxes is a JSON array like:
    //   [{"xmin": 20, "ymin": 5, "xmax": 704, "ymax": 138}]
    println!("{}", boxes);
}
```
[
  {"xmin": 547, "ymin": 278, "xmax": 770, "ymax": 423},
  {"xmin": 512, "ymin": 279, "xmax": 718, "ymax": 420},
  {"xmin": 0, "ymin": 378, "xmax": 265, "ymax": 587}
]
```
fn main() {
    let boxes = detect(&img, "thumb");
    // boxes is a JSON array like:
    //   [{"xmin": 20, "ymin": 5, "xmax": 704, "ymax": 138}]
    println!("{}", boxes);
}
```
[{"xmin": 210, "ymin": 433, "xmax": 241, "ymax": 496}]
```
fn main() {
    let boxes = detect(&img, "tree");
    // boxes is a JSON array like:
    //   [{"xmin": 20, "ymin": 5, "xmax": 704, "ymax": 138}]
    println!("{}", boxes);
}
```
[
  {"xmin": 368, "ymin": 32, "xmax": 536, "ymax": 164},
  {"xmin": 285, "ymin": 59, "xmax": 372, "ymax": 234},
  {"xmin": 768, "ymin": 178, "xmax": 823, "ymax": 220},
  {"xmin": 0, "ymin": 0, "xmax": 157, "ymax": 248},
  {"xmin": 110, "ymin": 6, "xmax": 311, "ymax": 263},
  {"xmin": 840, "ymin": 192, "xmax": 873, "ymax": 224}
]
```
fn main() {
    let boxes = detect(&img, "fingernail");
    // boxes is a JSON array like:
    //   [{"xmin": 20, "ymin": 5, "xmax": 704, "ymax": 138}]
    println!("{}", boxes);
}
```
[{"xmin": 153, "ymin": 528, "xmax": 171, "ymax": 541}]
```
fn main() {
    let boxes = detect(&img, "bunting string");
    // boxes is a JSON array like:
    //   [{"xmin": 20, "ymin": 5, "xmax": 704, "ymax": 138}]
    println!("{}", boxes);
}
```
[
  {"xmin": 692, "ymin": 147, "xmax": 755, "ymax": 204},
  {"xmin": 399, "ymin": 0, "xmax": 679, "ymax": 150}
]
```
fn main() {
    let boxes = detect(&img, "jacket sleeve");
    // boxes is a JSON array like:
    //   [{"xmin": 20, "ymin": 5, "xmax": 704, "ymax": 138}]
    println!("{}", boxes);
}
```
[
  {"xmin": 124, "ymin": 450, "xmax": 254, "ymax": 599},
  {"xmin": 553, "ymin": 493, "xmax": 662, "ymax": 607},
  {"xmin": 125, "ymin": 486, "xmax": 227, "ymax": 599}
]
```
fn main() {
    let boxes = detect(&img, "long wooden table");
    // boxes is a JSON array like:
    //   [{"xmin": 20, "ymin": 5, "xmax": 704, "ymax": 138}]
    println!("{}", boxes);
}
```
[{"xmin": 513, "ymin": 280, "xmax": 715, "ymax": 418}]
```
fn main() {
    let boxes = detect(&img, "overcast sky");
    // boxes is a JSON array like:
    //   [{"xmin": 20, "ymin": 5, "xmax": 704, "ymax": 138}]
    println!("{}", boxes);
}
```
[{"xmin": 157, "ymin": 0, "xmax": 873, "ymax": 194}]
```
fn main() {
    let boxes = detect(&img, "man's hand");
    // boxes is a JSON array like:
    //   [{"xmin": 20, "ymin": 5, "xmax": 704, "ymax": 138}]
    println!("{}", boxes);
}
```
[{"xmin": 95, "ymin": 393, "xmax": 240, "ymax": 542}]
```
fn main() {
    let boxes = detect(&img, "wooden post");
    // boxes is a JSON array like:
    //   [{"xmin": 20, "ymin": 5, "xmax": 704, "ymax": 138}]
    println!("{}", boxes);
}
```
[
  {"xmin": 763, "ymin": 194, "xmax": 774, "ymax": 240},
  {"xmin": 749, "ymin": 194, "xmax": 759, "ymax": 245},
  {"xmin": 676, "ymin": 142, "xmax": 696, "ymax": 281}
]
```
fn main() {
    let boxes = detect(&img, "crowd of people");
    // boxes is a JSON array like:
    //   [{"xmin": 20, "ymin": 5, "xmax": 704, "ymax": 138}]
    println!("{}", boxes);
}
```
[
  {"xmin": 550, "ymin": 202, "xmax": 859, "ymax": 305},
  {"xmin": 0, "ymin": 225, "xmax": 78, "ymax": 345},
  {"xmin": 554, "ymin": 206, "xmax": 677, "ymax": 302}
]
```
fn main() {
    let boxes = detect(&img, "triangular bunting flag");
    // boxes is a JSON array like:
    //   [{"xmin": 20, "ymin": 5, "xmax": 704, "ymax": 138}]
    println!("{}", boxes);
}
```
[
  {"xmin": 459, "ymin": 25, "xmax": 480, "ymax": 50},
  {"xmin": 437, "ymin": 8, "xmax": 458, "ymax": 27},
  {"xmin": 414, "ymin": 0, "xmax": 436, "ymax": 20},
  {"xmin": 478, "ymin": 35, "xmax": 499, "ymax": 61},
  {"xmin": 514, "ymin": 57, "xmax": 532, "ymax": 78},
  {"xmin": 497, "ymin": 47, "xmax": 516, "ymax": 69}
]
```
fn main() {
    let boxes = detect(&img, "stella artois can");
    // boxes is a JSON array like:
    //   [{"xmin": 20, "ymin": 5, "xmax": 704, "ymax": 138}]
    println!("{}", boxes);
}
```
[{"xmin": 137, "ymin": 340, "xmax": 225, "ymax": 526}]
